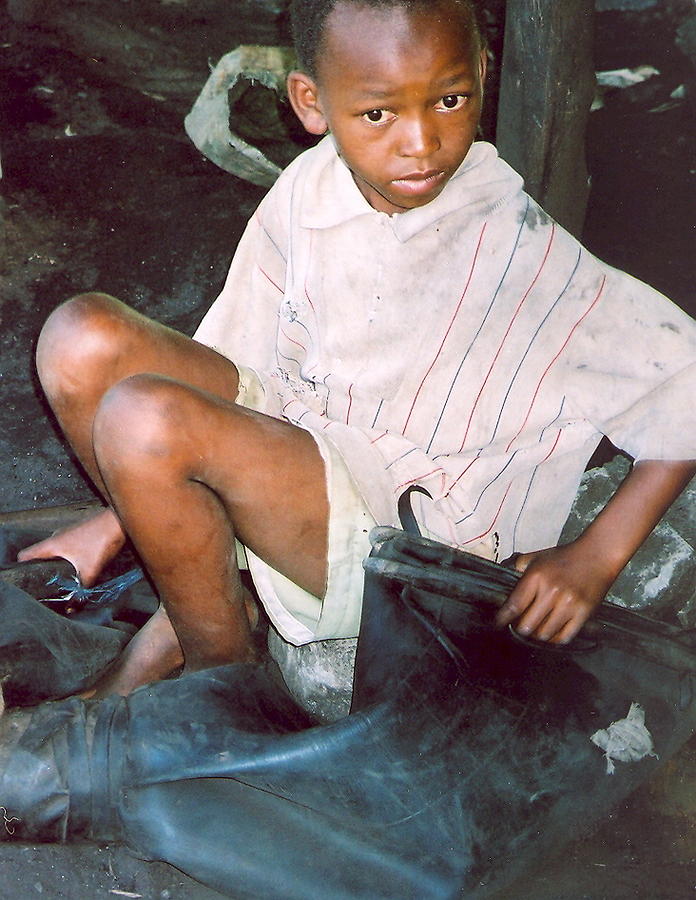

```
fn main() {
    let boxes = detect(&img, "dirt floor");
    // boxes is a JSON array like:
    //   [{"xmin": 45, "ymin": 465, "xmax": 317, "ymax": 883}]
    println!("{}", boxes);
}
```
[{"xmin": 1, "ymin": 1, "xmax": 695, "ymax": 897}]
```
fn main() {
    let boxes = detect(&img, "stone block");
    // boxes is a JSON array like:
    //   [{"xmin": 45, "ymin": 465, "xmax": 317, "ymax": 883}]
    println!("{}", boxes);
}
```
[
  {"xmin": 561, "ymin": 456, "xmax": 696, "ymax": 626},
  {"xmin": 267, "ymin": 627, "xmax": 356, "ymax": 723}
]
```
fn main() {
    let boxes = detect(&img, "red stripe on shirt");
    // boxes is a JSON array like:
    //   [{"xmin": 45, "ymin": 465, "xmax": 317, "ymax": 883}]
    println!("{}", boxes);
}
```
[
  {"xmin": 448, "ymin": 450, "xmax": 483, "ymax": 492},
  {"xmin": 462, "ymin": 481, "xmax": 513, "ymax": 545},
  {"xmin": 346, "ymin": 383, "xmax": 354, "ymax": 425},
  {"xmin": 282, "ymin": 399, "xmax": 299, "ymax": 417},
  {"xmin": 257, "ymin": 265, "xmax": 283, "ymax": 294},
  {"xmin": 401, "ymin": 221, "xmax": 488, "ymax": 435},
  {"xmin": 458, "ymin": 223, "xmax": 557, "ymax": 453},
  {"xmin": 303, "ymin": 232, "xmax": 320, "ymax": 317},
  {"xmin": 304, "ymin": 287, "xmax": 317, "ymax": 316},
  {"xmin": 505, "ymin": 275, "xmax": 607, "ymax": 453},
  {"xmin": 280, "ymin": 328, "xmax": 307, "ymax": 352},
  {"xmin": 541, "ymin": 428, "xmax": 563, "ymax": 462},
  {"xmin": 395, "ymin": 467, "xmax": 444, "ymax": 493}
]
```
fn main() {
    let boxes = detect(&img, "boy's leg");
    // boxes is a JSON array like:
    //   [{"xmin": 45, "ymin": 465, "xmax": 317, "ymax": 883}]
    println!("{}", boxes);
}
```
[
  {"xmin": 23, "ymin": 292, "xmax": 330, "ymax": 695},
  {"xmin": 20, "ymin": 292, "xmax": 245, "ymax": 582},
  {"xmin": 35, "ymin": 292, "xmax": 244, "ymax": 492},
  {"xmin": 89, "ymin": 373, "xmax": 329, "ymax": 695}
]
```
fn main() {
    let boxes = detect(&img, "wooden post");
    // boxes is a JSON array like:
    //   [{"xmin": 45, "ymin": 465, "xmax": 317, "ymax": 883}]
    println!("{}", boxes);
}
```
[{"xmin": 496, "ymin": 0, "xmax": 595, "ymax": 236}]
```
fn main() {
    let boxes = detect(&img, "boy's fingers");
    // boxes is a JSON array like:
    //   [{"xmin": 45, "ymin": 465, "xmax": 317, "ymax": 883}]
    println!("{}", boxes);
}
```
[
  {"xmin": 530, "ymin": 605, "xmax": 575, "ymax": 643},
  {"xmin": 495, "ymin": 590, "xmax": 530, "ymax": 626},
  {"xmin": 498, "ymin": 552, "xmax": 550, "ymax": 626},
  {"xmin": 531, "ymin": 599, "xmax": 594, "ymax": 644},
  {"xmin": 553, "ymin": 602, "xmax": 598, "ymax": 645},
  {"xmin": 495, "ymin": 575, "xmax": 541, "ymax": 627},
  {"xmin": 511, "ymin": 593, "xmax": 558, "ymax": 636},
  {"xmin": 549, "ymin": 617, "xmax": 583, "ymax": 645}
]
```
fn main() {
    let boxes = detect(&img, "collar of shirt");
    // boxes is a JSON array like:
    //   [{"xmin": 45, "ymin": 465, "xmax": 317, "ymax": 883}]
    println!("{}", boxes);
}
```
[{"xmin": 297, "ymin": 136, "xmax": 524, "ymax": 242}]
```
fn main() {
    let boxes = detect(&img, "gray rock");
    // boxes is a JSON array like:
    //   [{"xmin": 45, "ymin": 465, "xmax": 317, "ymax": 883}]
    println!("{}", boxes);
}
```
[
  {"xmin": 267, "ymin": 627, "xmax": 356, "ymax": 723},
  {"xmin": 677, "ymin": 12, "xmax": 696, "ymax": 67},
  {"xmin": 596, "ymin": 0, "xmax": 659, "ymax": 11},
  {"xmin": 561, "ymin": 456, "xmax": 696, "ymax": 626}
]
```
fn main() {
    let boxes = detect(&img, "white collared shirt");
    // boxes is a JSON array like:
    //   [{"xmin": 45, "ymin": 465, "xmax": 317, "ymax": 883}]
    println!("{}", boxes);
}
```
[{"xmin": 196, "ymin": 137, "xmax": 696, "ymax": 561}]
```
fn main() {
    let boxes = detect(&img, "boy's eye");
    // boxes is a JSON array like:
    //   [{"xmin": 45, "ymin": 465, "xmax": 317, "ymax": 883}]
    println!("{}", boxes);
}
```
[
  {"xmin": 362, "ymin": 109, "xmax": 393, "ymax": 125},
  {"xmin": 436, "ymin": 94, "xmax": 468, "ymax": 111}
]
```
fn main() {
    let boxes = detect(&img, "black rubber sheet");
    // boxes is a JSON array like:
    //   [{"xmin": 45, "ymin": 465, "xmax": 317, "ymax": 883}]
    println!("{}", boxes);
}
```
[{"xmin": 0, "ymin": 522, "xmax": 695, "ymax": 898}]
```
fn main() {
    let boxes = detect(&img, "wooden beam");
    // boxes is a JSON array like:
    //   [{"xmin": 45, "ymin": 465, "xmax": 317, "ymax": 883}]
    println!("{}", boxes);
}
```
[{"xmin": 496, "ymin": 0, "xmax": 596, "ymax": 236}]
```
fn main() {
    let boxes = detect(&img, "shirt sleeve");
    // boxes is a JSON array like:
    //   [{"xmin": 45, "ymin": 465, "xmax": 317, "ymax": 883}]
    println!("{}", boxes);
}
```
[
  {"xmin": 561, "ymin": 263, "xmax": 696, "ymax": 461},
  {"xmin": 193, "ymin": 183, "xmax": 289, "ymax": 377}
]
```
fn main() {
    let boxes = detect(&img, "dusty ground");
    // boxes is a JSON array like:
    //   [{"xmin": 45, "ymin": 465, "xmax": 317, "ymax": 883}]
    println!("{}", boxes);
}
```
[{"xmin": 0, "ymin": 1, "xmax": 695, "ymax": 897}]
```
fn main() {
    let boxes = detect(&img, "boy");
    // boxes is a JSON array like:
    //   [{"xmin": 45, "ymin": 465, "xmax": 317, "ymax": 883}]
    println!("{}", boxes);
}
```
[{"xmin": 20, "ymin": 0, "xmax": 696, "ymax": 697}]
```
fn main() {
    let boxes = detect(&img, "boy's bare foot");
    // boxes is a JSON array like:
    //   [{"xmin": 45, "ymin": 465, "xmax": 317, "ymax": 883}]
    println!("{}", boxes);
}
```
[
  {"xmin": 81, "ymin": 605, "xmax": 185, "ymax": 698},
  {"xmin": 17, "ymin": 507, "xmax": 125, "ymax": 586},
  {"xmin": 81, "ymin": 588, "xmax": 260, "ymax": 698}
]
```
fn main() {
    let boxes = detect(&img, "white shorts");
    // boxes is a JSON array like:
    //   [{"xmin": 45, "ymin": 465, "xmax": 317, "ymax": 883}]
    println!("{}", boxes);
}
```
[{"xmin": 235, "ymin": 365, "xmax": 375, "ymax": 646}]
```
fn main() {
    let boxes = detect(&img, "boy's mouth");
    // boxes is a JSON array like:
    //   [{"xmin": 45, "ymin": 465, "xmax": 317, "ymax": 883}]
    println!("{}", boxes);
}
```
[{"xmin": 391, "ymin": 170, "xmax": 446, "ymax": 197}]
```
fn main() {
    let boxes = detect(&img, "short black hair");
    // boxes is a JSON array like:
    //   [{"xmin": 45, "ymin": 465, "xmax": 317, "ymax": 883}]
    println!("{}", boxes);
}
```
[{"xmin": 290, "ymin": 0, "xmax": 483, "ymax": 79}]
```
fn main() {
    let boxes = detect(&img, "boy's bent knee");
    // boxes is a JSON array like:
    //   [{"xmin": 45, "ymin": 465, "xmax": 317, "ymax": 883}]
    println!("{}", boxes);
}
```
[
  {"xmin": 37, "ymin": 293, "xmax": 132, "ymax": 393},
  {"xmin": 93, "ymin": 374, "xmax": 194, "ymax": 470},
  {"xmin": 40, "ymin": 292, "xmax": 124, "ymax": 345}
]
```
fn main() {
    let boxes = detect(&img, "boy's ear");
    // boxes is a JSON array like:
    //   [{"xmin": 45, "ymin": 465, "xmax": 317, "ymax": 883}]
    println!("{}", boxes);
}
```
[
  {"xmin": 287, "ymin": 71, "xmax": 329, "ymax": 136},
  {"xmin": 478, "ymin": 48, "xmax": 488, "ymax": 86}
]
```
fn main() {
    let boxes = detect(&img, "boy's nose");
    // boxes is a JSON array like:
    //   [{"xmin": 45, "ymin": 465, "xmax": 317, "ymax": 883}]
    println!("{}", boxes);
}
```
[{"xmin": 397, "ymin": 116, "xmax": 440, "ymax": 159}]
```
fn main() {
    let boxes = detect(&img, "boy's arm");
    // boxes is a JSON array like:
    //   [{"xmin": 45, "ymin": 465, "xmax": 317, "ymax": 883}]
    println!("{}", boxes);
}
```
[{"xmin": 496, "ymin": 459, "xmax": 696, "ymax": 643}]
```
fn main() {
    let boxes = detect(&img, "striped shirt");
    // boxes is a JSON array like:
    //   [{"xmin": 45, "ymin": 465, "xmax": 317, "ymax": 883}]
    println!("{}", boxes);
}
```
[{"xmin": 195, "ymin": 137, "xmax": 696, "ymax": 562}]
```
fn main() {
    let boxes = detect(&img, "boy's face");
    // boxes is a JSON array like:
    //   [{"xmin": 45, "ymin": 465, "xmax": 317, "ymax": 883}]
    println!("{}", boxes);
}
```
[{"xmin": 289, "ymin": 1, "xmax": 486, "ymax": 215}]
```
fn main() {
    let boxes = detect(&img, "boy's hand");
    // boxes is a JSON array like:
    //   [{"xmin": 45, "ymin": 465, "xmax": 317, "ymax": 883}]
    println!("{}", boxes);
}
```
[
  {"xmin": 495, "ymin": 541, "xmax": 615, "ymax": 645},
  {"xmin": 497, "ymin": 459, "xmax": 696, "ymax": 644}
]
